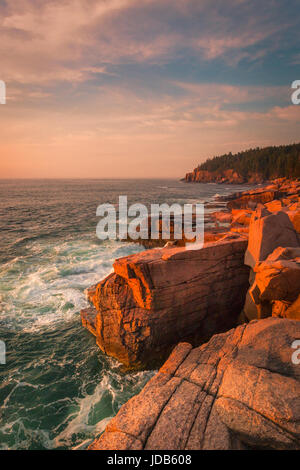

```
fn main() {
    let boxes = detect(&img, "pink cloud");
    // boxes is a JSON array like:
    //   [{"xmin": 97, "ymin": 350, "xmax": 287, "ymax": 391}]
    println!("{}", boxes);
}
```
[
  {"xmin": 0, "ymin": 0, "xmax": 286, "ymax": 85},
  {"xmin": 174, "ymin": 82, "xmax": 289, "ymax": 105}
]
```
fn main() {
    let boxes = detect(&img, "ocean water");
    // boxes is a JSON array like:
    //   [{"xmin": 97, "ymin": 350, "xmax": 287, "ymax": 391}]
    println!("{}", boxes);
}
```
[{"xmin": 0, "ymin": 179, "xmax": 250, "ymax": 450}]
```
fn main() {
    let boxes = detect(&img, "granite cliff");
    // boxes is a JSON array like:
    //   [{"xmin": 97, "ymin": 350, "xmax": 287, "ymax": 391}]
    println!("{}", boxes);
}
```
[
  {"xmin": 90, "ymin": 318, "xmax": 300, "ymax": 450},
  {"xmin": 81, "ymin": 238, "xmax": 249, "ymax": 369},
  {"xmin": 81, "ymin": 177, "xmax": 300, "ymax": 450}
]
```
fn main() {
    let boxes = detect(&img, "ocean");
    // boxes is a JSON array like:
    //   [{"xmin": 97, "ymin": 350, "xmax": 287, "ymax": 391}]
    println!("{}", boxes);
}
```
[{"xmin": 0, "ymin": 178, "xmax": 250, "ymax": 450}]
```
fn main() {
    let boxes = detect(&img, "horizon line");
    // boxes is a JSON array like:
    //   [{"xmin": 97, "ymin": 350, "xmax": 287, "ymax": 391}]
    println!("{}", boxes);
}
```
[{"xmin": 0, "ymin": 176, "xmax": 184, "ymax": 180}]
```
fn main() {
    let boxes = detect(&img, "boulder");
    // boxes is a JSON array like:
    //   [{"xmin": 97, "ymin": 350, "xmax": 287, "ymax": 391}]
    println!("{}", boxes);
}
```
[
  {"xmin": 283, "ymin": 196, "xmax": 299, "ymax": 205},
  {"xmin": 286, "ymin": 202, "xmax": 300, "ymax": 211},
  {"xmin": 284, "ymin": 295, "xmax": 300, "ymax": 320},
  {"xmin": 243, "ymin": 247, "xmax": 300, "ymax": 320},
  {"xmin": 255, "ymin": 247, "xmax": 300, "ymax": 303},
  {"xmin": 242, "ymin": 207, "xmax": 300, "ymax": 321},
  {"xmin": 227, "ymin": 190, "xmax": 281, "ymax": 210},
  {"xmin": 82, "ymin": 238, "xmax": 250, "ymax": 369},
  {"xmin": 286, "ymin": 210, "xmax": 300, "ymax": 233},
  {"xmin": 230, "ymin": 225, "xmax": 249, "ymax": 235},
  {"xmin": 272, "ymin": 300, "xmax": 294, "ymax": 318},
  {"xmin": 265, "ymin": 200, "xmax": 283, "ymax": 212},
  {"xmin": 89, "ymin": 318, "xmax": 300, "ymax": 450},
  {"xmin": 245, "ymin": 208, "xmax": 299, "ymax": 269},
  {"xmin": 210, "ymin": 211, "xmax": 232, "ymax": 224},
  {"xmin": 203, "ymin": 230, "xmax": 228, "ymax": 243},
  {"xmin": 231, "ymin": 209, "xmax": 252, "ymax": 226}
]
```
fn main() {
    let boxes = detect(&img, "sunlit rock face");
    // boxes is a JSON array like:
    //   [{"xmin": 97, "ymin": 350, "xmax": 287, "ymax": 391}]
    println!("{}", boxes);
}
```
[
  {"xmin": 244, "ymin": 207, "xmax": 299, "ymax": 269},
  {"xmin": 242, "ymin": 207, "xmax": 300, "ymax": 321},
  {"xmin": 185, "ymin": 168, "xmax": 246, "ymax": 184},
  {"xmin": 89, "ymin": 318, "xmax": 300, "ymax": 450},
  {"xmin": 82, "ymin": 238, "xmax": 250, "ymax": 369}
]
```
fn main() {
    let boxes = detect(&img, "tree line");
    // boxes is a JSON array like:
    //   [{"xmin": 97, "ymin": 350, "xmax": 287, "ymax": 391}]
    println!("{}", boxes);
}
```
[{"xmin": 198, "ymin": 143, "xmax": 300, "ymax": 179}]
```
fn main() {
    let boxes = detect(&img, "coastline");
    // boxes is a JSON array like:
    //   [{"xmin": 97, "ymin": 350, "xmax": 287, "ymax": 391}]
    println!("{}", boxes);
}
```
[{"xmin": 81, "ymin": 177, "xmax": 300, "ymax": 450}]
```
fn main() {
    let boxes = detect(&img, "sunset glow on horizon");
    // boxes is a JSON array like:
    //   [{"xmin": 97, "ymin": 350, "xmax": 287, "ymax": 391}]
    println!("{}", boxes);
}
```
[{"xmin": 0, "ymin": 0, "xmax": 300, "ymax": 179}]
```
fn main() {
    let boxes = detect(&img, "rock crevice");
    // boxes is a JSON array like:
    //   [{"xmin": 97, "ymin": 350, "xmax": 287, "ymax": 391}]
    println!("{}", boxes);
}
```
[
  {"xmin": 89, "ymin": 318, "xmax": 300, "ymax": 450},
  {"xmin": 82, "ymin": 238, "xmax": 250, "ymax": 369}
]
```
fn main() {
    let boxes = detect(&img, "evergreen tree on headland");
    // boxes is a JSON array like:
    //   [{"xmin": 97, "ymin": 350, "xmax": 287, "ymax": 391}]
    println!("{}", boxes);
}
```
[{"xmin": 197, "ymin": 143, "xmax": 300, "ymax": 179}]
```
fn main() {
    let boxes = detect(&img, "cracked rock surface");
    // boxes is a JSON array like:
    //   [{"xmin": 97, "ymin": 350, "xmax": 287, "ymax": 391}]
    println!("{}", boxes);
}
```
[
  {"xmin": 81, "ymin": 238, "xmax": 249, "ymax": 369},
  {"xmin": 89, "ymin": 317, "xmax": 300, "ymax": 450},
  {"xmin": 243, "ymin": 207, "xmax": 300, "ymax": 321}
]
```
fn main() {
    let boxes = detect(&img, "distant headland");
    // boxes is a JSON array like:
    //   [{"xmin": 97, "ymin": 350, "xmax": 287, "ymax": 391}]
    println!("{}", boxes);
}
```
[{"xmin": 184, "ymin": 143, "xmax": 300, "ymax": 184}]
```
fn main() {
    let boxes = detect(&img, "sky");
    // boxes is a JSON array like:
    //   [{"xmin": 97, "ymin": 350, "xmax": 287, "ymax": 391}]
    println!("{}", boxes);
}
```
[{"xmin": 0, "ymin": 0, "xmax": 300, "ymax": 178}]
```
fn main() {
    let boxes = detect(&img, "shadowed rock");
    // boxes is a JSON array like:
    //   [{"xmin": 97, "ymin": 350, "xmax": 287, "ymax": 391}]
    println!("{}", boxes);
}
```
[{"xmin": 284, "ymin": 295, "xmax": 300, "ymax": 319}]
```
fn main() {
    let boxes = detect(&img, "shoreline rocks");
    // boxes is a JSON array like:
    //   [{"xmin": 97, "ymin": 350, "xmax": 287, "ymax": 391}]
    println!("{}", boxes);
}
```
[
  {"xmin": 244, "ymin": 207, "xmax": 299, "ymax": 268},
  {"xmin": 227, "ymin": 189, "xmax": 283, "ymax": 210},
  {"xmin": 124, "ymin": 178, "xmax": 300, "ymax": 249},
  {"xmin": 82, "ymin": 238, "xmax": 250, "ymax": 369},
  {"xmin": 82, "ymin": 178, "xmax": 300, "ymax": 368},
  {"xmin": 185, "ymin": 168, "xmax": 247, "ymax": 184},
  {"xmin": 89, "ymin": 318, "xmax": 300, "ymax": 450},
  {"xmin": 242, "ymin": 207, "xmax": 300, "ymax": 321},
  {"xmin": 82, "ymin": 177, "xmax": 300, "ymax": 450}
]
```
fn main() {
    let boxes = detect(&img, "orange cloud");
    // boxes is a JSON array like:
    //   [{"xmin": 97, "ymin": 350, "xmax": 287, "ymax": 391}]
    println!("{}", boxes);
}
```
[{"xmin": 0, "ymin": 0, "xmax": 299, "ymax": 178}]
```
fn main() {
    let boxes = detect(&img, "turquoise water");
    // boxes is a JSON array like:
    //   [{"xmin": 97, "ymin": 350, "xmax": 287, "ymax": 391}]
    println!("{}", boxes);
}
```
[{"xmin": 0, "ymin": 179, "xmax": 249, "ymax": 449}]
